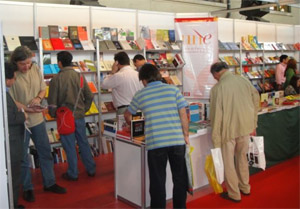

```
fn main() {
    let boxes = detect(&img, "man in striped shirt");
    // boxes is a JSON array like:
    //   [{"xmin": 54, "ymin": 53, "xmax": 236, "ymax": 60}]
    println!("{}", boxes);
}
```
[{"xmin": 124, "ymin": 64, "xmax": 189, "ymax": 209}]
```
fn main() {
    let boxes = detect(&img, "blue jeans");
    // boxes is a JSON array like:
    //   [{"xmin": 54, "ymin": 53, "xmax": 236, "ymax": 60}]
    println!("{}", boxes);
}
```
[
  {"xmin": 22, "ymin": 122, "xmax": 56, "ymax": 190},
  {"xmin": 60, "ymin": 118, "xmax": 96, "ymax": 178},
  {"xmin": 148, "ymin": 145, "xmax": 187, "ymax": 209}
]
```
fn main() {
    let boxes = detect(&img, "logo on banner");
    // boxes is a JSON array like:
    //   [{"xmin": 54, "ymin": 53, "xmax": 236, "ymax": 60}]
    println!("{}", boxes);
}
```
[{"xmin": 182, "ymin": 30, "xmax": 212, "ymax": 45}]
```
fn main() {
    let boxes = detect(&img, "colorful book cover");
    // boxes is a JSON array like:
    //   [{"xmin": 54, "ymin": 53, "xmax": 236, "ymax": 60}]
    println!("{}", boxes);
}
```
[
  {"xmin": 110, "ymin": 28, "xmax": 118, "ymax": 41},
  {"xmin": 68, "ymin": 26, "xmax": 79, "ymax": 40},
  {"xmin": 48, "ymin": 25, "xmax": 60, "ymax": 38},
  {"xmin": 88, "ymin": 81, "xmax": 98, "ymax": 94},
  {"xmin": 50, "ymin": 38, "xmax": 65, "ymax": 50},
  {"xmin": 77, "ymin": 26, "xmax": 88, "ymax": 41},
  {"xmin": 42, "ymin": 39, "xmax": 53, "ymax": 51},
  {"xmin": 62, "ymin": 38, "xmax": 75, "ymax": 50}
]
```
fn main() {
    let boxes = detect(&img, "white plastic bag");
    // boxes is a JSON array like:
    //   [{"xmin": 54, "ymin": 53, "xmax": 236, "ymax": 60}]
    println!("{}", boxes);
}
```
[
  {"xmin": 211, "ymin": 148, "xmax": 224, "ymax": 184},
  {"xmin": 247, "ymin": 136, "xmax": 266, "ymax": 170}
]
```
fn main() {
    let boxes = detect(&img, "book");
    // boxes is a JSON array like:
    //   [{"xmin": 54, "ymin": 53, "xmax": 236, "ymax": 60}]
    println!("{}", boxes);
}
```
[
  {"xmin": 156, "ymin": 29, "xmax": 169, "ymax": 42},
  {"xmin": 80, "ymin": 40, "xmax": 95, "ymax": 50},
  {"xmin": 136, "ymin": 37, "xmax": 145, "ymax": 50},
  {"xmin": 126, "ymin": 29, "xmax": 134, "ymax": 41},
  {"xmin": 71, "ymin": 39, "xmax": 83, "ymax": 50},
  {"xmin": 112, "ymin": 41, "xmax": 123, "ymax": 50},
  {"xmin": 110, "ymin": 28, "xmax": 118, "ymax": 41},
  {"xmin": 48, "ymin": 25, "xmax": 60, "ymax": 38},
  {"xmin": 170, "ymin": 75, "xmax": 182, "ymax": 85},
  {"xmin": 62, "ymin": 38, "xmax": 75, "ymax": 50},
  {"xmin": 119, "ymin": 40, "xmax": 132, "ymax": 50},
  {"xmin": 151, "ymin": 40, "xmax": 160, "ymax": 50},
  {"xmin": 5, "ymin": 35, "xmax": 21, "ymax": 51},
  {"xmin": 50, "ymin": 38, "xmax": 65, "ymax": 50},
  {"xmin": 39, "ymin": 26, "xmax": 50, "ymax": 39},
  {"xmin": 88, "ymin": 81, "xmax": 98, "ymax": 93},
  {"xmin": 77, "ymin": 26, "xmax": 88, "ymax": 41},
  {"xmin": 93, "ymin": 28, "xmax": 104, "ymax": 40},
  {"xmin": 101, "ymin": 102, "xmax": 108, "ymax": 113},
  {"xmin": 144, "ymin": 39, "xmax": 154, "ymax": 50},
  {"xmin": 68, "ymin": 26, "xmax": 79, "ymax": 40},
  {"xmin": 103, "ymin": 60, "xmax": 114, "ymax": 71},
  {"xmin": 102, "ymin": 27, "xmax": 111, "ymax": 40},
  {"xmin": 42, "ymin": 39, "xmax": 53, "ymax": 51},
  {"xmin": 118, "ymin": 28, "xmax": 127, "ymax": 40},
  {"xmin": 170, "ymin": 42, "xmax": 180, "ymax": 50},
  {"xmin": 19, "ymin": 36, "xmax": 38, "ymax": 51},
  {"xmin": 128, "ymin": 40, "xmax": 140, "ymax": 50},
  {"xmin": 140, "ymin": 26, "xmax": 150, "ymax": 40},
  {"xmin": 131, "ymin": 119, "xmax": 145, "ymax": 138},
  {"xmin": 43, "ymin": 53, "xmax": 51, "ymax": 65},
  {"xmin": 84, "ymin": 60, "xmax": 96, "ymax": 72},
  {"xmin": 99, "ymin": 40, "xmax": 108, "ymax": 51},
  {"xmin": 58, "ymin": 26, "xmax": 69, "ymax": 39},
  {"xmin": 157, "ymin": 41, "xmax": 169, "ymax": 50},
  {"xmin": 104, "ymin": 101, "xmax": 116, "ymax": 112},
  {"xmin": 104, "ymin": 40, "xmax": 117, "ymax": 50},
  {"xmin": 168, "ymin": 30, "xmax": 176, "ymax": 43}
]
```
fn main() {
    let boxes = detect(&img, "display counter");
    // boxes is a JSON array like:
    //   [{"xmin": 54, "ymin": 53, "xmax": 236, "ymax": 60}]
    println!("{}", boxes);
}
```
[
  {"xmin": 114, "ymin": 128, "xmax": 213, "ymax": 208},
  {"xmin": 256, "ymin": 106, "xmax": 299, "ymax": 168}
]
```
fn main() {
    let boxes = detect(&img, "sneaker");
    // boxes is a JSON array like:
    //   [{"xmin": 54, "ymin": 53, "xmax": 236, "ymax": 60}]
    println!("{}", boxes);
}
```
[
  {"xmin": 62, "ymin": 172, "xmax": 78, "ymax": 181},
  {"xmin": 44, "ymin": 184, "xmax": 67, "ymax": 194},
  {"xmin": 87, "ymin": 172, "xmax": 95, "ymax": 177},
  {"xmin": 23, "ymin": 190, "xmax": 35, "ymax": 202}
]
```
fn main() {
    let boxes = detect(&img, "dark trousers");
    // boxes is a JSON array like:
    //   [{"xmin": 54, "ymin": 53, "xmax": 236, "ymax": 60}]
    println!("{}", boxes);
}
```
[
  {"xmin": 147, "ymin": 145, "xmax": 187, "ymax": 209},
  {"xmin": 10, "ymin": 137, "xmax": 24, "ymax": 208}
]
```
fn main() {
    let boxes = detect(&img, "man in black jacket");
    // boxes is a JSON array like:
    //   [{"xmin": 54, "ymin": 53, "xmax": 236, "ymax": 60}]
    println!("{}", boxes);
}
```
[{"xmin": 5, "ymin": 62, "xmax": 27, "ymax": 209}]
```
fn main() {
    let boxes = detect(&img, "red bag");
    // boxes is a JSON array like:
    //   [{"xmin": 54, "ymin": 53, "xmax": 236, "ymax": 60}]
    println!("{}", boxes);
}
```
[{"xmin": 56, "ymin": 106, "xmax": 75, "ymax": 135}]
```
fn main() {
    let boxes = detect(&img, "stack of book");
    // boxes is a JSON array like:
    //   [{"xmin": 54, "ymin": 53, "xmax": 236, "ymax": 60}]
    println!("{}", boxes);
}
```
[{"xmin": 4, "ymin": 35, "xmax": 38, "ymax": 51}]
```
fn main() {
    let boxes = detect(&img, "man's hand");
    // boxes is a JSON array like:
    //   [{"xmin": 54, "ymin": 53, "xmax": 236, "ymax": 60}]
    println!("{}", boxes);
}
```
[
  {"xmin": 112, "ymin": 61, "xmax": 119, "ymax": 74},
  {"xmin": 29, "ymin": 97, "xmax": 41, "ymax": 107},
  {"xmin": 250, "ymin": 129, "xmax": 256, "ymax": 136},
  {"xmin": 184, "ymin": 135, "xmax": 190, "ymax": 145}
]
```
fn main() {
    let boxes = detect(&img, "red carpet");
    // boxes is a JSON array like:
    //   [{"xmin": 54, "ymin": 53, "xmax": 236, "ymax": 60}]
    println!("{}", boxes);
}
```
[
  {"xmin": 187, "ymin": 156, "xmax": 300, "ymax": 209},
  {"xmin": 19, "ymin": 154, "xmax": 299, "ymax": 208}
]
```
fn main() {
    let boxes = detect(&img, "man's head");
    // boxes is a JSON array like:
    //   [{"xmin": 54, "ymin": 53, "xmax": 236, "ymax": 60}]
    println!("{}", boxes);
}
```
[
  {"xmin": 279, "ymin": 55, "xmax": 288, "ymax": 64},
  {"xmin": 210, "ymin": 62, "xmax": 229, "ymax": 81},
  {"xmin": 10, "ymin": 46, "xmax": 33, "ymax": 74},
  {"xmin": 114, "ymin": 51, "xmax": 130, "ymax": 68},
  {"xmin": 57, "ymin": 51, "xmax": 73, "ymax": 68},
  {"xmin": 133, "ymin": 54, "xmax": 146, "ymax": 69},
  {"xmin": 139, "ymin": 64, "xmax": 162, "ymax": 86},
  {"xmin": 5, "ymin": 62, "xmax": 17, "ymax": 87}
]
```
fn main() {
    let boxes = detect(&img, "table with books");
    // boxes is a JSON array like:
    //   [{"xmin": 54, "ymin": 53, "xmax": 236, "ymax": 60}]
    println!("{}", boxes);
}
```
[{"xmin": 114, "ymin": 126, "xmax": 213, "ymax": 208}]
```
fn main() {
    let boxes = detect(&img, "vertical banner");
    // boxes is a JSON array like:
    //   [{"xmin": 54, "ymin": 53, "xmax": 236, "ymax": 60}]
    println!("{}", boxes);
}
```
[{"xmin": 175, "ymin": 17, "xmax": 218, "ymax": 99}]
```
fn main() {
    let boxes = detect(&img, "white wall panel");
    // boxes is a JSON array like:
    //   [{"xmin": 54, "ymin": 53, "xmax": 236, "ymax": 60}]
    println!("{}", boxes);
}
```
[
  {"xmin": 218, "ymin": 18, "xmax": 234, "ymax": 42},
  {"xmin": 276, "ymin": 24, "xmax": 294, "ymax": 44},
  {"xmin": 234, "ymin": 19, "xmax": 257, "ymax": 43},
  {"xmin": 0, "ymin": 1, "xmax": 33, "ymax": 35},
  {"xmin": 295, "ymin": 25, "xmax": 300, "ymax": 42},
  {"xmin": 138, "ymin": 10, "xmax": 175, "ymax": 30},
  {"xmin": 257, "ymin": 22, "xmax": 276, "ymax": 43}
]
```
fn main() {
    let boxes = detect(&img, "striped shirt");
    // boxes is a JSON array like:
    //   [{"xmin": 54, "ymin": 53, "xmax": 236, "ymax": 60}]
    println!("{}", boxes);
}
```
[{"xmin": 128, "ymin": 81, "xmax": 188, "ymax": 150}]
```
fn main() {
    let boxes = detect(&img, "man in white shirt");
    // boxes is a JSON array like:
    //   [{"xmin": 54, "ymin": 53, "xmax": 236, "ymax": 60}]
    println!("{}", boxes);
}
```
[
  {"xmin": 102, "ymin": 52, "xmax": 143, "ymax": 115},
  {"xmin": 275, "ymin": 55, "xmax": 288, "ymax": 90}
]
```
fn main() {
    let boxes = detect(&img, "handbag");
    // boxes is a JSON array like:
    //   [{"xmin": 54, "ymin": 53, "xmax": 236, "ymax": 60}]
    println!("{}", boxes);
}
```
[
  {"xmin": 247, "ymin": 136, "xmax": 266, "ymax": 170},
  {"xmin": 56, "ymin": 74, "xmax": 84, "ymax": 135},
  {"xmin": 204, "ymin": 155, "xmax": 223, "ymax": 194},
  {"xmin": 211, "ymin": 148, "xmax": 224, "ymax": 184}
]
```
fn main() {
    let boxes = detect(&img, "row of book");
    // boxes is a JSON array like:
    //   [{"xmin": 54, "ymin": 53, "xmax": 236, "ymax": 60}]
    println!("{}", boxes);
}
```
[
  {"xmin": 253, "ymin": 81, "xmax": 275, "ymax": 93},
  {"xmin": 98, "ymin": 38, "xmax": 181, "ymax": 51},
  {"xmin": 243, "ymin": 68, "xmax": 275, "ymax": 80},
  {"xmin": 260, "ymin": 90, "xmax": 284, "ymax": 107},
  {"xmin": 147, "ymin": 52, "xmax": 185, "ymax": 69},
  {"xmin": 219, "ymin": 55, "xmax": 280, "ymax": 66},
  {"xmin": 219, "ymin": 38, "xmax": 300, "ymax": 51},
  {"xmin": 39, "ymin": 25, "xmax": 94, "ymax": 51},
  {"xmin": 3, "ymin": 36, "xmax": 38, "ymax": 51},
  {"xmin": 43, "ymin": 59, "xmax": 97, "ymax": 74}
]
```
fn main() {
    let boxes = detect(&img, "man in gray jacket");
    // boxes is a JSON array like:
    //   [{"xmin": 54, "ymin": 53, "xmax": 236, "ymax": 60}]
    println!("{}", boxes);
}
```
[{"xmin": 48, "ymin": 51, "xmax": 96, "ymax": 181}]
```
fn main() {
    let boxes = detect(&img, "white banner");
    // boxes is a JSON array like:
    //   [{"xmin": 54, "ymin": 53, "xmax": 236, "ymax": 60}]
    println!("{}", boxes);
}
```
[{"xmin": 175, "ymin": 17, "xmax": 218, "ymax": 99}]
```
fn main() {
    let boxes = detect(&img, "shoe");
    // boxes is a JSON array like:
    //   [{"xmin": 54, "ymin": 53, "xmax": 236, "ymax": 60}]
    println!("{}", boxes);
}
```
[
  {"xmin": 220, "ymin": 192, "xmax": 241, "ymax": 203},
  {"xmin": 240, "ymin": 190, "xmax": 251, "ymax": 196},
  {"xmin": 17, "ymin": 204, "xmax": 25, "ymax": 209},
  {"xmin": 62, "ymin": 172, "xmax": 78, "ymax": 181},
  {"xmin": 87, "ymin": 172, "xmax": 95, "ymax": 177},
  {"xmin": 44, "ymin": 184, "xmax": 67, "ymax": 194},
  {"xmin": 23, "ymin": 190, "xmax": 35, "ymax": 202}
]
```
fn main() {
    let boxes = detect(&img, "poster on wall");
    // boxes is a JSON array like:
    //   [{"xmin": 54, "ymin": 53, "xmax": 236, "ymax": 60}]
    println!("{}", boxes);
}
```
[{"xmin": 175, "ymin": 17, "xmax": 218, "ymax": 99}]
